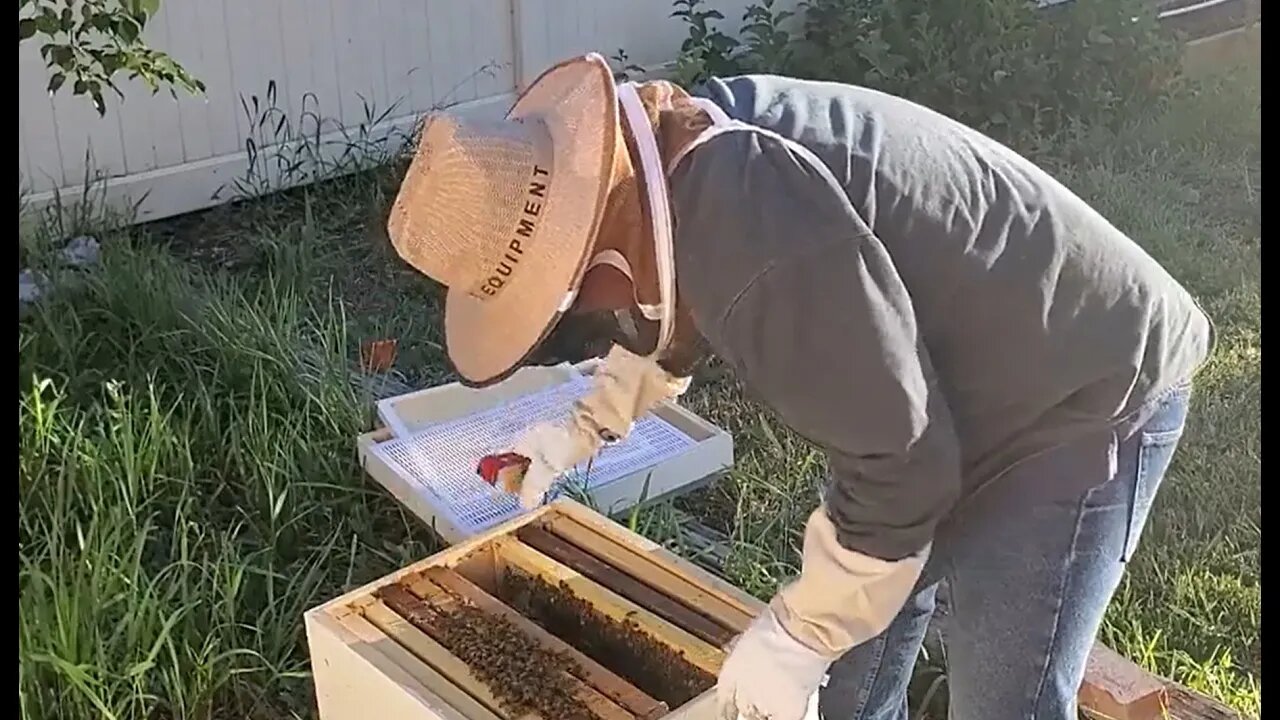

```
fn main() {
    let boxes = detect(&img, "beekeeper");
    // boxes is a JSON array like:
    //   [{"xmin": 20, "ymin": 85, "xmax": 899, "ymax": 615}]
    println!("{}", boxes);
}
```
[{"xmin": 385, "ymin": 54, "xmax": 1213, "ymax": 720}]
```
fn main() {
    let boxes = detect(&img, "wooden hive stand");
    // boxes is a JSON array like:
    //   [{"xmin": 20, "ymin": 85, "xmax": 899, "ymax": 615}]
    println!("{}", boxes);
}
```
[{"xmin": 1080, "ymin": 642, "xmax": 1246, "ymax": 720}]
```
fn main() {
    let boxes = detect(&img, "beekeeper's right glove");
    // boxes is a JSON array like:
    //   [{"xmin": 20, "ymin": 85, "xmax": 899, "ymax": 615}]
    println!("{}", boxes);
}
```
[
  {"xmin": 508, "ymin": 344, "xmax": 691, "ymax": 509},
  {"xmin": 509, "ymin": 422, "xmax": 586, "ymax": 509}
]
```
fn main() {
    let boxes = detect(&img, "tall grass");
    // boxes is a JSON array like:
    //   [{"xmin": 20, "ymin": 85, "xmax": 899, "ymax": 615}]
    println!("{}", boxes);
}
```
[{"xmin": 18, "ymin": 244, "xmax": 435, "ymax": 720}]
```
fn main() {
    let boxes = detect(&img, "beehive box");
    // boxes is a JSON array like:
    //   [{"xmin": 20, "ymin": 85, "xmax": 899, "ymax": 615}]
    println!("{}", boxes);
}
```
[
  {"xmin": 358, "ymin": 361, "xmax": 734, "ymax": 544},
  {"xmin": 305, "ymin": 499, "xmax": 764, "ymax": 720}
]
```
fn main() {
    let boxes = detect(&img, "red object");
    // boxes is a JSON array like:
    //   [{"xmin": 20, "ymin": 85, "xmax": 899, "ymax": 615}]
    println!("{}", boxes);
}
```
[
  {"xmin": 359, "ymin": 338, "xmax": 399, "ymax": 373},
  {"xmin": 476, "ymin": 452, "xmax": 531, "ymax": 486}
]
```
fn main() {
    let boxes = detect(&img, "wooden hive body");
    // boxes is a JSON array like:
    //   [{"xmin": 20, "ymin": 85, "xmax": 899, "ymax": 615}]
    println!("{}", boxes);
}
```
[{"xmin": 305, "ymin": 499, "xmax": 765, "ymax": 720}]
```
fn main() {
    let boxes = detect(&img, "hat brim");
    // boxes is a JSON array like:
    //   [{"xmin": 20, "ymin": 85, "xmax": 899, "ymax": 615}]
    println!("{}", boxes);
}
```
[{"xmin": 442, "ymin": 54, "xmax": 619, "ymax": 387}]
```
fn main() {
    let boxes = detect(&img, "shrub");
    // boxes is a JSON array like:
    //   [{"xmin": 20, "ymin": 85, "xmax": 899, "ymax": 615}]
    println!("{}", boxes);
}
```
[{"xmin": 671, "ymin": 0, "xmax": 1181, "ymax": 142}]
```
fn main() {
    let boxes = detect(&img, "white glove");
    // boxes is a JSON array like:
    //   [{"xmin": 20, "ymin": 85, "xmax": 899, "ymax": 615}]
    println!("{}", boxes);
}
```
[
  {"xmin": 571, "ymin": 344, "xmax": 692, "ymax": 442},
  {"xmin": 715, "ymin": 607, "xmax": 830, "ymax": 720},
  {"xmin": 510, "ymin": 422, "xmax": 589, "ymax": 510},
  {"xmin": 717, "ymin": 505, "xmax": 931, "ymax": 720},
  {"xmin": 770, "ymin": 506, "xmax": 929, "ymax": 656},
  {"xmin": 507, "ymin": 345, "xmax": 691, "ymax": 510}
]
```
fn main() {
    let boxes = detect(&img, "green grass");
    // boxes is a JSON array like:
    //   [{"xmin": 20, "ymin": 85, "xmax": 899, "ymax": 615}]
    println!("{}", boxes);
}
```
[
  {"xmin": 18, "ymin": 59, "xmax": 1259, "ymax": 719},
  {"xmin": 1038, "ymin": 67, "xmax": 1262, "ymax": 715},
  {"xmin": 18, "ymin": 244, "xmax": 443, "ymax": 720}
]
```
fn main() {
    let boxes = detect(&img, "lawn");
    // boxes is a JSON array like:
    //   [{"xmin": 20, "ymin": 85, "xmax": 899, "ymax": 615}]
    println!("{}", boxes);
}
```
[{"xmin": 18, "ymin": 57, "xmax": 1259, "ymax": 720}]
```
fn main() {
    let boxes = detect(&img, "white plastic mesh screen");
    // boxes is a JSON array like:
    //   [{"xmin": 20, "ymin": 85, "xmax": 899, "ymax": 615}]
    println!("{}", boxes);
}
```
[{"xmin": 368, "ymin": 374, "xmax": 698, "ymax": 536}]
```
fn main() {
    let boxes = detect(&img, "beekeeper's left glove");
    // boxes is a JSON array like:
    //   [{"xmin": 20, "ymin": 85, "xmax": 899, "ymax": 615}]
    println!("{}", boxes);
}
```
[
  {"xmin": 714, "ymin": 606, "xmax": 829, "ymax": 720},
  {"xmin": 509, "ymin": 345, "xmax": 691, "ymax": 509},
  {"xmin": 715, "ymin": 504, "xmax": 931, "ymax": 720}
]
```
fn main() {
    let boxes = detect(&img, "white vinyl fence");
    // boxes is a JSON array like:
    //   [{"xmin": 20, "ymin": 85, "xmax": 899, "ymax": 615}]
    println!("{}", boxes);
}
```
[{"xmin": 18, "ymin": 0, "xmax": 776, "ymax": 225}]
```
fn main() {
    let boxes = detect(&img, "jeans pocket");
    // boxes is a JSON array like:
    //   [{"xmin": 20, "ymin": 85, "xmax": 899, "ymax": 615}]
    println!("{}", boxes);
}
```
[{"xmin": 1122, "ymin": 427, "xmax": 1184, "ymax": 562}]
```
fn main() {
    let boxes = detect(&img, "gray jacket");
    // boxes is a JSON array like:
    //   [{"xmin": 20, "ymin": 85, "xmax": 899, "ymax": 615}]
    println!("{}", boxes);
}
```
[{"xmin": 670, "ymin": 75, "xmax": 1214, "ymax": 561}]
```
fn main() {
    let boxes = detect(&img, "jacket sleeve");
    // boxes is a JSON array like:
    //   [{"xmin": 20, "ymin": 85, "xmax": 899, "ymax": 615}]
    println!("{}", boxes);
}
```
[{"xmin": 670, "ymin": 129, "xmax": 962, "ymax": 563}]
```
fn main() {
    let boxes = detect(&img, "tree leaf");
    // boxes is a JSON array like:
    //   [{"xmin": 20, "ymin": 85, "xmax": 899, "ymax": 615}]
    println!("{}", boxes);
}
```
[
  {"xmin": 50, "ymin": 46, "xmax": 74, "ymax": 70},
  {"xmin": 35, "ymin": 10, "xmax": 59, "ymax": 35},
  {"xmin": 115, "ymin": 16, "xmax": 140, "ymax": 43},
  {"xmin": 19, "ymin": 18, "xmax": 36, "ymax": 40},
  {"xmin": 100, "ymin": 52, "xmax": 121, "ymax": 74},
  {"xmin": 46, "ymin": 72, "xmax": 65, "ymax": 94}
]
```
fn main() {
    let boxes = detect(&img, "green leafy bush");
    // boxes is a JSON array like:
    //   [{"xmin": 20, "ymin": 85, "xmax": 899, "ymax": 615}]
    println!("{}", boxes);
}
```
[
  {"xmin": 18, "ymin": 0, "xmax": 204, "ymax": 116},
  {"xmin": 671, "ymin": 0, "xmax": 1181, "ymax": 141}
]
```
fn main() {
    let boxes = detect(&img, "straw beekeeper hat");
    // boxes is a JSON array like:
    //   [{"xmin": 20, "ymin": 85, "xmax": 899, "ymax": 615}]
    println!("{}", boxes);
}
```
[{"xmin": 387, "ymin": 53, "xmax": 620, "ymax": 386}]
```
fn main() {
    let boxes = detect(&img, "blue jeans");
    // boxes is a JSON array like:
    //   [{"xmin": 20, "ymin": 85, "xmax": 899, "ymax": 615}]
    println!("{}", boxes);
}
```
[{"xmin": 818, "ymin": 383, "xmax": 1192, "ymax": 720}]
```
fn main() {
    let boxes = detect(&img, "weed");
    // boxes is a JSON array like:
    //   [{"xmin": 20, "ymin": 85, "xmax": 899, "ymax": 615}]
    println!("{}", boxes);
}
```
[
  {"xmin": 608, "ymin": 49, "xmax": 647, "ymax": 83},
  {"xmin": 219, "ymin": 63, "xmax": 506, "ymax": 204}
]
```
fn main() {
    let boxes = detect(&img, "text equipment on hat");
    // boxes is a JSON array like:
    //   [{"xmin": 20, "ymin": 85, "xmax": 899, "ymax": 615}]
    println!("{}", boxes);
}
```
[{"xmin": 473, "ymin": 164, "xmax": 551, "ymax": 300}]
